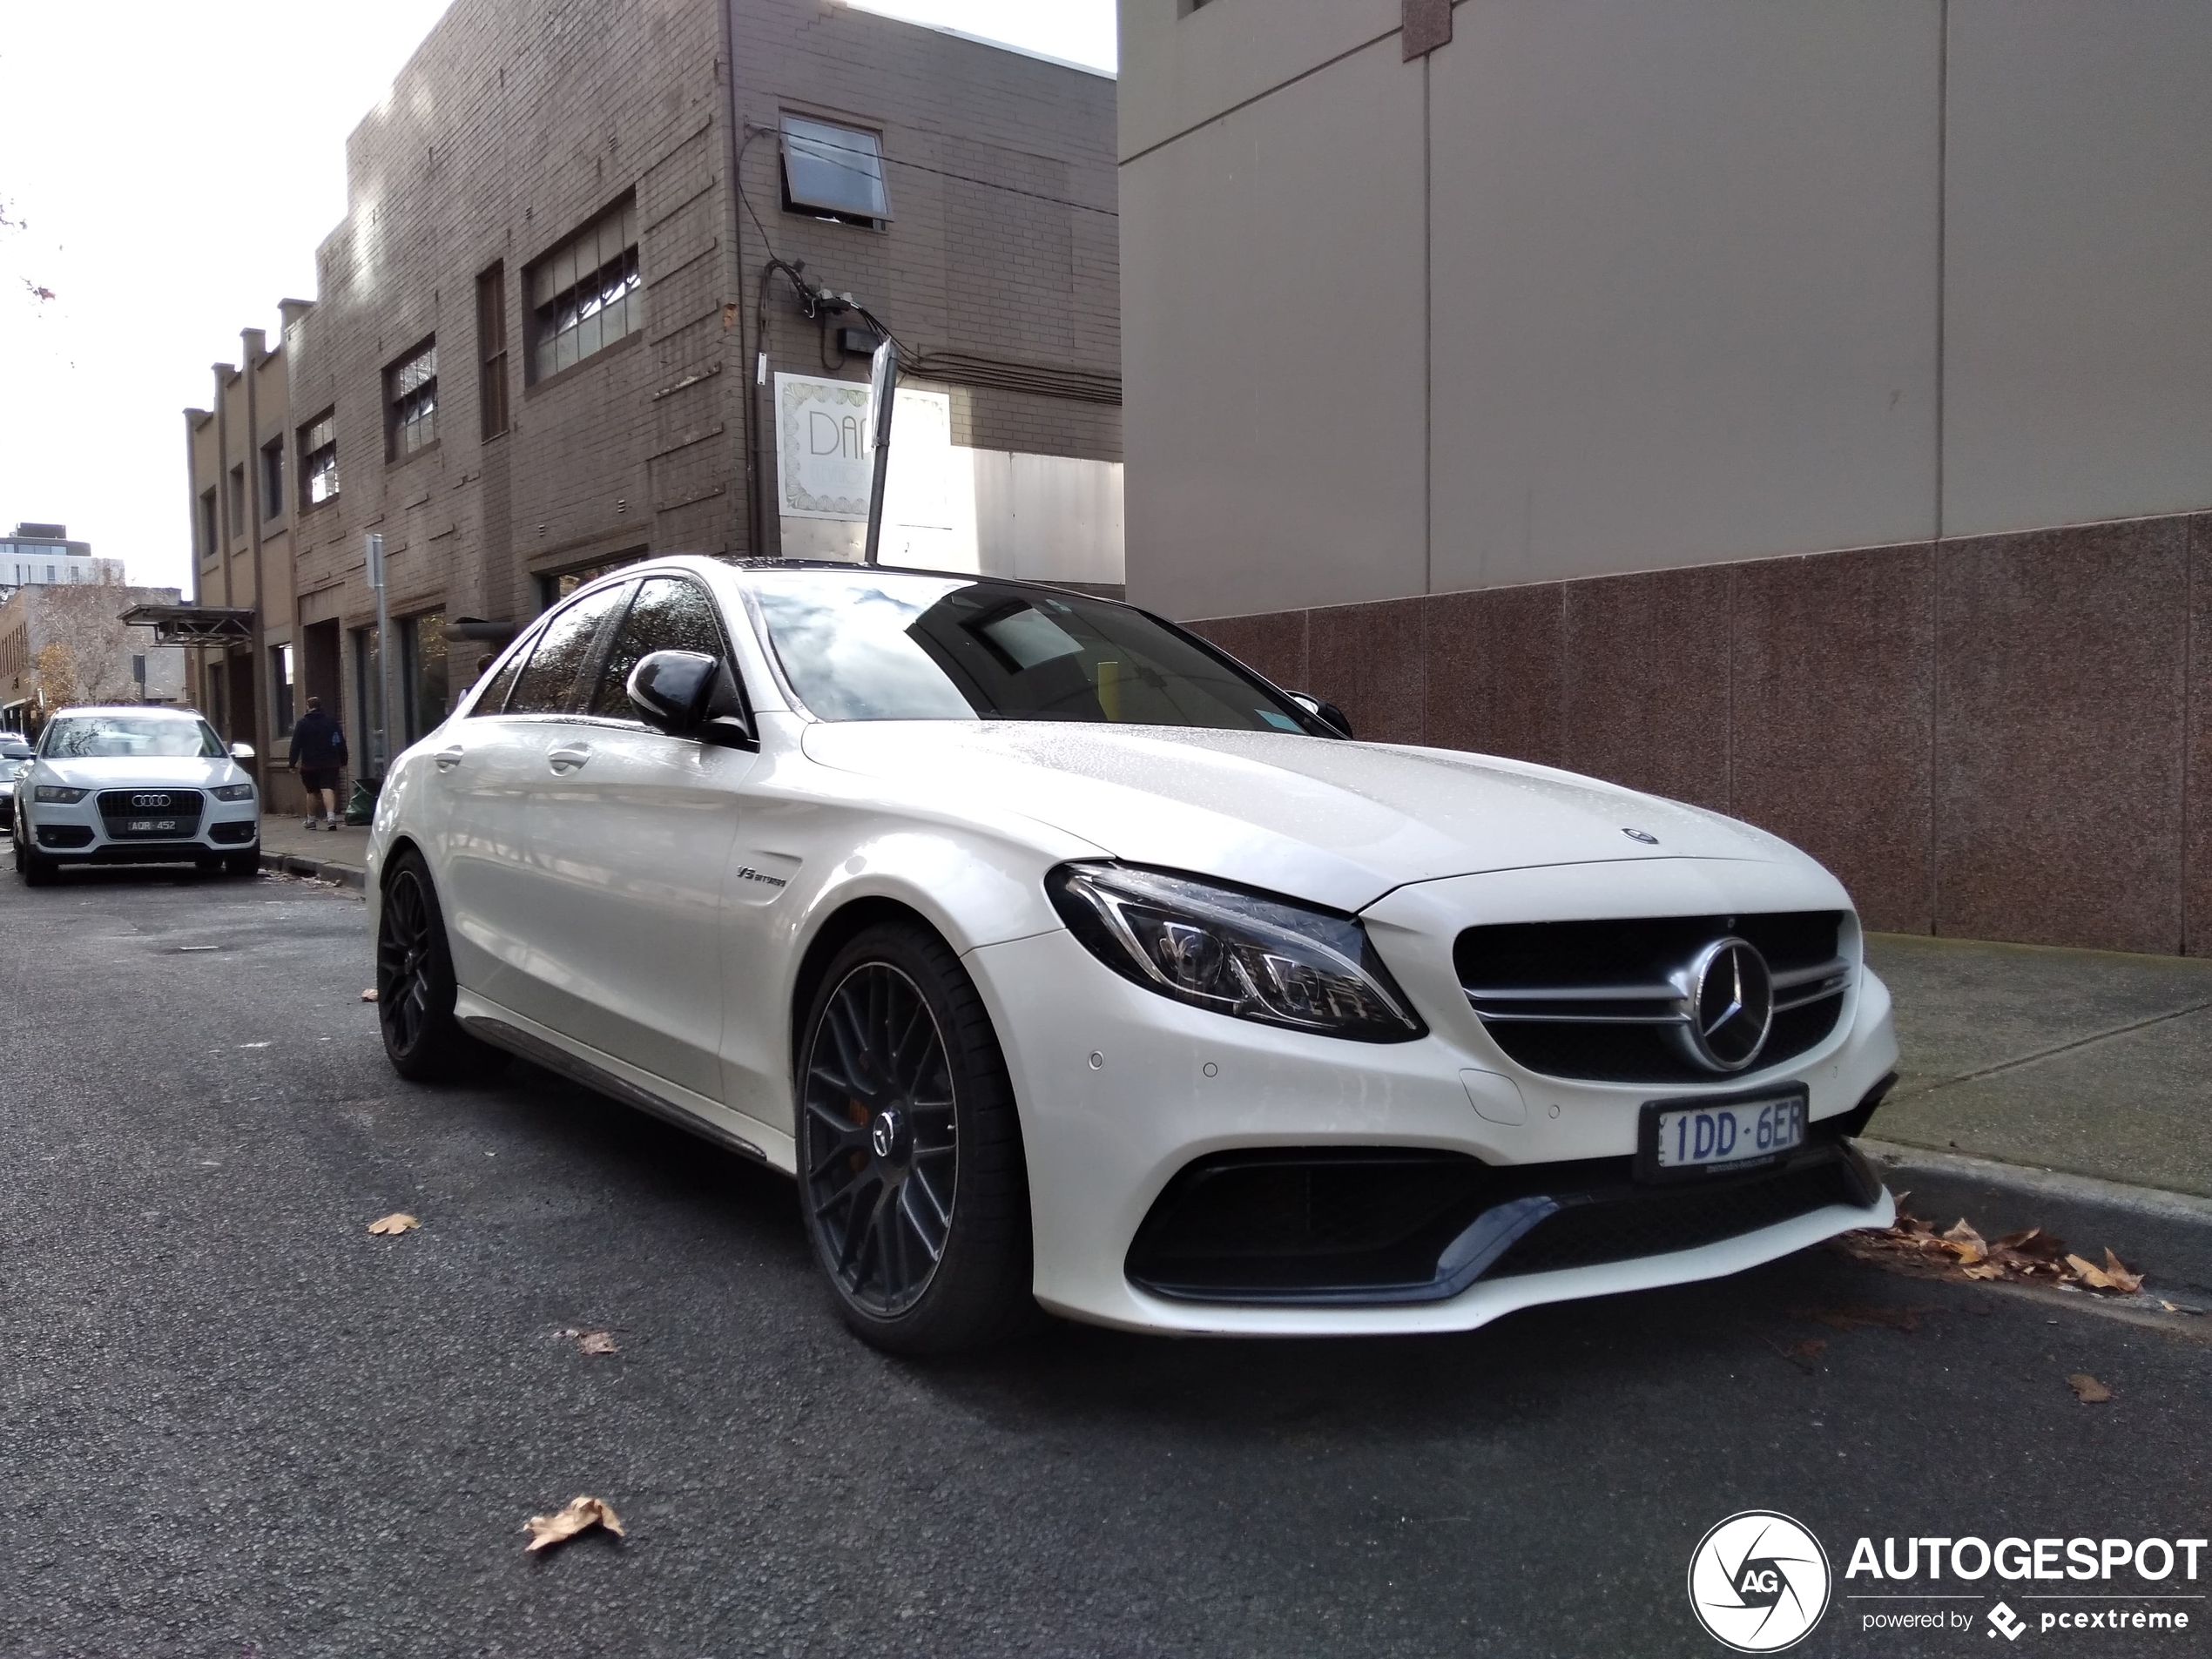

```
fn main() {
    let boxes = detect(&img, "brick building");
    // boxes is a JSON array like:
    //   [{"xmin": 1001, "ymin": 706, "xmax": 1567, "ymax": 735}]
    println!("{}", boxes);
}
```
[{"xmin": 185, "ymin": 0, "xmax": 1118, "ymax": 807}]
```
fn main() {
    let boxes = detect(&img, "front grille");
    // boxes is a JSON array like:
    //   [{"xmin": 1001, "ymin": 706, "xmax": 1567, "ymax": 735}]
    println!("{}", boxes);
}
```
[
  {"xmin": 1458, "ymin": 911, "xmax": 1848, "ymax": 1083},
  {"xmin": 1484, "ymin": 1157, "xmax": 1871, "ymax": 1279},
  {"xmin": 96, "ymin": 787, "xmax": 204, "ymax": 840},
  {"xmin": 37, "ymin": 824, "xmax": 94, "ymax": 848}
]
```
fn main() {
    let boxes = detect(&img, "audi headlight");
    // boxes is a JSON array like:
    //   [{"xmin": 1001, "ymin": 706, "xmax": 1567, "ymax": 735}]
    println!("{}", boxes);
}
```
[
  {"xmin": 34, "ymin": 785, "xmax": 87, "ymax": 803},
  {"xmin": 1046, "ymin": 862, "xmax": 1425, "ymax": 1042},
  {"xmin": 212, "ymin": 783, "xmax": 256, "ymax": 801}
]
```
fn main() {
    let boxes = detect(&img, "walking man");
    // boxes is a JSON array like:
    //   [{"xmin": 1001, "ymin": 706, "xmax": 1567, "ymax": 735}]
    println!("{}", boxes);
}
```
[{"xmin": 288, "ymin": 695, "xmax": 348, "ymax": 829}]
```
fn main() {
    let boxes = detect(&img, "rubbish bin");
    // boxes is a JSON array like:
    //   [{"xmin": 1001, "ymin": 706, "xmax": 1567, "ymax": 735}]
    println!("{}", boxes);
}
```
[{"xmin": 345, "ymin": 777, "xmax": 381, "ymax": 827}]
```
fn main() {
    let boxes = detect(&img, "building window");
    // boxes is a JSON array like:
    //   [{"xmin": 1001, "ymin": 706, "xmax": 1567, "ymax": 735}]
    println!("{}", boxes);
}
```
[
  {"xmin": 261, "ymin": 438, "xmax": 285, "ymax": 521},
  {"xmin": 388, "ymin": 341, "xmax": 438, "ymax": 458},
  {"xmin": 477, "ymin": 263, "xmax": 510, "ymax": 440},
  {"xmin": 227, "ymin": 464, "xmax": 246, "ymax": 537},
  {"xmin": 401, "ymin": 610, "xmax": 449, "ymax": 744},
  {"xmin": 779, "ymin": 114, "xmax": 891, "ymax": 227},
  {"xmin": 527, "ymin": 197, "xmax": 640, "ymax": 384},
  {"xmin": 198, "ymin": 491, "xmax": 218, "ymax": 560},
  {"xmin": 271, "ymin": 642, "xmax": 295, "ymax": 736},
  {"xmin": 300, "ymin": 412, "xmax": 339, "ymax": 507}
]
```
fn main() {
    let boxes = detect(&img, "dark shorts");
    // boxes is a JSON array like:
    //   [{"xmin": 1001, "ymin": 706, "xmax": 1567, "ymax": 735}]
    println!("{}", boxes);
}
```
[{"xmin": 300, "ymin": 766, "xmax": 341, "ymax": 793}]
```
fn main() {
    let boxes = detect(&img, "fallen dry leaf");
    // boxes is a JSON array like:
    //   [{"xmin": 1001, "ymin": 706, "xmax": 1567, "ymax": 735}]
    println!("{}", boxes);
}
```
[
  {"xmin": 1939, "ymin": 1219, "xmax": 1989, "ymax": 1264},
  {"xmin": 367, "ymin": 1212, "xmax": 420, "ymax": 1236},
  {"xmin": 577, "ymin": 1330, "xmax": 618, "ymax": 1356},
  {"xmin": 1839, "ymin": 1203, "xmax": 2148, "ymax": 1296},
  {"xmin": 523, "ymin": 1495, "xmax": 625, "ymax": 1553},
  {"xmin": 361, "ymin": 988, "xmax": 379, "ymax": 1003},
  {"xmin": 1788, "ymin": 1338, "xmax": 1827, "ymax": 1361},
  {"xmin": 2067, "ymin": 1372, "xmax": 2113, "ymax": 1405}
]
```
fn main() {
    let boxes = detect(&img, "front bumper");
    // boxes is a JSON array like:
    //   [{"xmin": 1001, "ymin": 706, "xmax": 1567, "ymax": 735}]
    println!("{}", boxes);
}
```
[
  {"xmin": 966, "ymin": 919, "xmax": 1898, "ymax": 1337},
  {"xmin": 22, "ymin": 796, "xmax": 260, "ymax": 865}
]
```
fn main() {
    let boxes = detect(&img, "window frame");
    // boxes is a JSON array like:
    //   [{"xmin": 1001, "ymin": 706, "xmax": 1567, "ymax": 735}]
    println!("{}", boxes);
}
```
[
  {"xmin": 386, "ymin": 338, "xmax": 439, "ymax": 462},
  {"xmin": 778, "ymin": 112, "xmax": 892, "ymax": 229},
  {"xmin": 260, "ymin": 437, "xmax": 286, "ymax": 522},
  {"xmin": 299, "ymin": 410, "xmax": 340, "ymax": 509},
  {"xmin": 477, "ymin": 262, "xmax": 510, "ymax": 441},
  {"xmin": 524, "ymin": 196, "xmax": 643, "ymax": 387}
]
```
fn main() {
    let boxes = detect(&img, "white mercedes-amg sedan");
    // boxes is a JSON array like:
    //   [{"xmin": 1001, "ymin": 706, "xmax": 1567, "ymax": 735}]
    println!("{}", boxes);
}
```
[
  {"xmin": 367, "ymin": 556, "xmax": 1898, "ymax": 1352},
  {"xmin": 12, "ymin": 707, "xmax": 262, "ymax": 884}
]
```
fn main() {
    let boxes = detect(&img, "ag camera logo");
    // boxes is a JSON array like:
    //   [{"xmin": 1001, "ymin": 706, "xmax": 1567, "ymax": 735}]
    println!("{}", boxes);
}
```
[{"xmin": 1689, "ymin": 1511, "xmax": 1832, "ymax": 1652}]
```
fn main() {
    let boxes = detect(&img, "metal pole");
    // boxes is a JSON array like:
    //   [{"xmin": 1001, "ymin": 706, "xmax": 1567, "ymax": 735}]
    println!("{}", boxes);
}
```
[
  {"xmin": 366, "ymin": 532, "xmax": 394, "ymax": 778},
  {"xmin": 861, "ymin": 337, "xmax": 898, "ymax": 567}
]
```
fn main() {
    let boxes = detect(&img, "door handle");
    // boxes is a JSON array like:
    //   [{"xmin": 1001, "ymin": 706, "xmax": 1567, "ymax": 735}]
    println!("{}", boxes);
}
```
[
  {"xmin": 434, "ymin": 745, "xmax": 464, "ymax": 772},
  {"xmin": 546, "ymin": 744, "xmax": 592, "ymax": 773}
]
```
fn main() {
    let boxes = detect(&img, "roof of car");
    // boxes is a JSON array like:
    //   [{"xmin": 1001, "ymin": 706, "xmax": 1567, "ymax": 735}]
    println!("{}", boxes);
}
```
[
  {"xmin": 722, "ymin": 557, "xmax": 1135, "ymax": 606},
  {"xmin": 44, "ymin": 705, "xmax": 203, "ymax": 718}
]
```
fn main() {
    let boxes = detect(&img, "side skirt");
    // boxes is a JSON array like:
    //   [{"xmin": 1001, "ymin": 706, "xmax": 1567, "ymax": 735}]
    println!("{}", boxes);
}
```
[{"xmin": 457, "ymin": 1002, "xmax": 792, "ymax": 1172}]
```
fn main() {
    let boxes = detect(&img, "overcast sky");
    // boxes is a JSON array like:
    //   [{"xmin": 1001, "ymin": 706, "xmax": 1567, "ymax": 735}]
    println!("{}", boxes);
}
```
[{"xmin": 0, "ymin": 1, "xmax": 1116, "ymax": 597}]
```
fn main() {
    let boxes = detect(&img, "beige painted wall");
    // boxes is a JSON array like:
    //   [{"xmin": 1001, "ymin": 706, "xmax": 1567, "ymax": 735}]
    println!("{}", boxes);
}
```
[{"xmin": 1120, "ymin": 0, "xmax": 2212, "ymax": 618}]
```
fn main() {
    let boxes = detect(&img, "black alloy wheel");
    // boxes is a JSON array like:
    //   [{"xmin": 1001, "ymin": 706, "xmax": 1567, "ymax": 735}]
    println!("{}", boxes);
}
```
[
  {"xmin": 375, "ymin": 850, "xmax": 502, "ymax": 1082},
  {"xmin": 798, "ymin": 922, "xmax": 1034, "ymax": 1353}
]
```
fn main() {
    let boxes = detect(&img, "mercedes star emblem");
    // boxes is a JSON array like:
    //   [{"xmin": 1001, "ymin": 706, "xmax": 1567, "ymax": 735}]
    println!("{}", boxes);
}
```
[{"xmin": 1674, "ymin": 936, "xmax": 1775, "ymax": 1073}]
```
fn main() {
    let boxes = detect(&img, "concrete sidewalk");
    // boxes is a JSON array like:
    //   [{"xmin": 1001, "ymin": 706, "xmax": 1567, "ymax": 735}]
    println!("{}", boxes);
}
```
[
  {"xmin": 260, "ymin": 816, "xmax": 369, "ymax": 888},
  {"xmin": 1864, "ymin": 933, "xmax": 2212, "ymax": 1199}
]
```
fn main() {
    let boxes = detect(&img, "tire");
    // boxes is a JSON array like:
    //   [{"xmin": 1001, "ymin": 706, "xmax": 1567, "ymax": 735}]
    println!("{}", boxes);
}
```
[
  {"xmin": 226, "ymin": 851, "xmax": 260, "ymax": 878},
  {"xmin": 19, "ymin": 832, "xmax": 56, "ymax": 887},
  {"xmin": 796, "ymin": 921, "xmax": 1035, "ymax": 1355},
  {"xmin": 375, "ymin": 849, "xmax": 503, "ymax": 1082}
]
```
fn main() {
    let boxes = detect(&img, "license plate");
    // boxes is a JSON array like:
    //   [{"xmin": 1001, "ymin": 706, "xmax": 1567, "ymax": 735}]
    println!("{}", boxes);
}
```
[
  {"xmin": 1643, "ymin": 1090, "xmax": 1806, "ymax": 1177},
  {"xmin": 128, "ymin": 819, "xmax": 179, "ymax": 833}
]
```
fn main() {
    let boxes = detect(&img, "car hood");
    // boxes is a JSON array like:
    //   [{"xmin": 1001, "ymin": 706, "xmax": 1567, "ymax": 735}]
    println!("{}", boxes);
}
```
[
  {"xmin": 36, "ymin": 757, "xmax": 246, "ymax": 791},
  {"xmin": 799, "ymin": 722, "xmax": 1816, "ymax": 913}
]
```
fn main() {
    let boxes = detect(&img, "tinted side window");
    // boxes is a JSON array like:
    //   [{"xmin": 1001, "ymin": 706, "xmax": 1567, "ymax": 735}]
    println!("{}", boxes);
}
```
[
  {"xmin": 468, "ymin": 633, "xmax": 535, "ymax": 717},
  {"xmin": 589, "ymin": 577, "xmax": 731, "ymax": 718},
  {"xmin": 506, "ymin": 584, "xmax": 629, "ymax": 715}
]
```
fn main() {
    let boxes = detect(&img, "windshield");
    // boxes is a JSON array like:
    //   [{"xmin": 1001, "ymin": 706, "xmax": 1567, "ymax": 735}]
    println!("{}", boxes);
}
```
[
  {"xmin": 752, "ymin": 571, "xmax": 1331, "ymax": 733},
  {"xmin": 40, "ymin": 714, "xmax": 227, "ymax": 759}
]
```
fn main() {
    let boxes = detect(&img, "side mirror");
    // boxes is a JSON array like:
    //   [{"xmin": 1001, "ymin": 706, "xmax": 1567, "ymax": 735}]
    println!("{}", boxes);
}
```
[
  {"xmin": 627, "ymin": 650, "xmax": 752, "ymax": 745},
  {"xmin": 1285, "ymin": 691, "xmax": 1353, "ymax": 739},
  {"xmin": 231, "ymin": 741, "xmax": 258, "ymax": 760}
]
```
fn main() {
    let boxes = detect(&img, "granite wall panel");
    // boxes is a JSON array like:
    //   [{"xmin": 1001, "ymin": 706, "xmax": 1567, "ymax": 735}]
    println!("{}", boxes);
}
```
[
  {"xmin": 1935, "ymin": 518, "xmax": 2188, "ymax": 951},
  {"xmin": 1732, "ymin": 543, "xmax": 1935, "ymax": 934},
  {"xmin": 1187, "ymin": 509, "xmax": 2206, "ymax": 954},
  {"xmin": 2186, "ymin": 514, "xmax": 2212, "ymax": 956},
  {"xmin": 1561, "ymin": 565, "xmax": 1734, "ymax": 813},
  {"xmin": 1306, "ymin": 597, "xmax": 1430, "ymax": 745},
  {"xmin": 1423, "ymin": 583, "xmax": 1568, "ymax": 766}
]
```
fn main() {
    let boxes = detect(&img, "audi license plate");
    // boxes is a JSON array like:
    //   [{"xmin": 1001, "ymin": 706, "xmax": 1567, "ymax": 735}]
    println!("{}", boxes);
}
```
[
  {"xmin": 127, "ymin": 819, "xmax": 179, "ymax": 834},
  {"xmin": 1643, "ymin": 1089, "xmax": 1806, "ymax": 1177}
]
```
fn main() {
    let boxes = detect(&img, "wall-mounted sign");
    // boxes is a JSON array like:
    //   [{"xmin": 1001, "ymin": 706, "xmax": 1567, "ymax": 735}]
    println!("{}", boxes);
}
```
[{"xmin": 774, "ymin": 373, "xmax": 954, "ymax": 525}]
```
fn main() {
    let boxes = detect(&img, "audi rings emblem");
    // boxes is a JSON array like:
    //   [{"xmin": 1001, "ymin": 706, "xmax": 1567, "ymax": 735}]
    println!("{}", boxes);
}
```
[
  {"xmin": 131, "ymin": 793, "xmax": 172, "ymax": 809},
  {"xmin": 1676, "ymin": 936, "xmax": 1774, "ymax": 1073}
]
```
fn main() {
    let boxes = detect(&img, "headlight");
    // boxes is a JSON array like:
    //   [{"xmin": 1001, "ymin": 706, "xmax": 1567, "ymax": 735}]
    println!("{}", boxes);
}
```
[
  {"xmin": 212, "ymin": 783, "xmax": 256, "ymax": 801},
  {"xmin": 1046, "ymin": 862, "xmax": 1425, "ymax": 1042},
  {"xmin": 34, "ymin": 785, "xmax": 87, "ymax": 803}
]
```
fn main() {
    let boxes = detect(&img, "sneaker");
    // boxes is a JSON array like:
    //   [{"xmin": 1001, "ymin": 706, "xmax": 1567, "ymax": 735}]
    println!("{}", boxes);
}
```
[{"xmin": 302, "ymin": 815, "xmax": 317, "ymax": 830}]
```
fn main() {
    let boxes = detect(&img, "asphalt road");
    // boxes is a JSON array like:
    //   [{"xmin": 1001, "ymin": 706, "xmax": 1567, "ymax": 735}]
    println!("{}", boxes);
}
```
[{"xmin": 4, "ymin": 866, "xmax": 2209, "ymax": 1658}]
